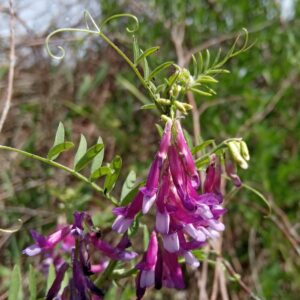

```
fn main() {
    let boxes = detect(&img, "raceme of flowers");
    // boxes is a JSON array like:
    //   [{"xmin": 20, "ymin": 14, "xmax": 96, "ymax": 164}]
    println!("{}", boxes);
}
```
[
  {"xmin": 112, "ymin": 120, "xmax": 229, "ymax": 299},
  {"xmin": 23, "ymin": 119, "xmax": 241, "ymax": 300}
]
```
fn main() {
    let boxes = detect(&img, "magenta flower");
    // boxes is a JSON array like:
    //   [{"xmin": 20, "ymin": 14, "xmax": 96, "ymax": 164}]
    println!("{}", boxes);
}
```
[{"xmin": 112, "ymin": 119, "xmax": 226, "ymax": 298}]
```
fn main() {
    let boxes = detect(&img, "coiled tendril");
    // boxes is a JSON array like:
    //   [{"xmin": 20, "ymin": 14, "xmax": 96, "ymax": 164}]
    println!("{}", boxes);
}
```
[{"xmin": 46, "ymin": 11, "xmax": 139, "ymax": 60}]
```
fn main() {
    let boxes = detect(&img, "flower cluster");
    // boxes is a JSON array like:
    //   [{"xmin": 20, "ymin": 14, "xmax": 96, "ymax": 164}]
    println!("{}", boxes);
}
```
[
  {"xmin": 23, "ymin": 212, "xmax": 137, "ymax": 300},
  {"xmin": 112, "ymin": 120, "xmax": 227, "ymax": 298}
]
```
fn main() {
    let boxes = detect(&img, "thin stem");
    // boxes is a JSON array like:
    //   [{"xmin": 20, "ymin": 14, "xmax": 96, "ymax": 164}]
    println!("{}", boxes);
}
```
[{"xmin": 0, "ymin": 145, "xmax": 118, "ymax": 205}]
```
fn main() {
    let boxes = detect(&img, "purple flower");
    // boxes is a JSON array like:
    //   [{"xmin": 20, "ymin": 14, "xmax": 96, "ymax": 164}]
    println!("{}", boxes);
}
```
[
  {"xmin": 23, "ymin": 226, "xmax": 71, "ymax": 256},
  {"xmin": 136, "ymin": 232, "xmax": 158, "ymax": 290},
  {"xmin": 174, "ymin": 120, "xmax": 200, "ymax": 189},
  {"xmin": 112, "ymin": 191, "xmax": 143, "ymax": 233}
]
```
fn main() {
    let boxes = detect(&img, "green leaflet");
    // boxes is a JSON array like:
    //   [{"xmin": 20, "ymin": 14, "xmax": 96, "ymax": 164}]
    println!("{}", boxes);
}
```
[
  {"xmin": 74, "ymin": 143, "xmax": 104, "ymax": 172},
  {"xmin": 74, "ymin": 134, "xmax": 87, "ymax": 167},
  {"xmin": 120, "ymin": 170, "xmax": 136, "ymax": 202},
  {"xmin": 47, "ymin": 141, "xmax": 74, "ymax": 160},
  {"xmin": 103, "ymin": 155, "xmax": 122, "ymax": 193},
  {"xmin": 135, "ymin": 46, "xmax": 160, "ymax": 65}
]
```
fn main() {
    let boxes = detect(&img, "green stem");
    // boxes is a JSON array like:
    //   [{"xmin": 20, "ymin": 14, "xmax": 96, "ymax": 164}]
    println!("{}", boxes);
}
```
[
  {"xmin": 95, "ymin": 260, "xmax": 118, "ymax": 286},
  {"xmin": 0, "ymin": 145, "xmax": 118, "ymax": 205},
  {"xmin": 195, "ymin": 137, "xmax": 242, "ymax": 164},
  {"xmin": 96, "ymin": 31, "xmax": 164, "ymax": 114},
  {"xmin": 111, "ymin": 267, "xmax": 137, "ymax": 280}
]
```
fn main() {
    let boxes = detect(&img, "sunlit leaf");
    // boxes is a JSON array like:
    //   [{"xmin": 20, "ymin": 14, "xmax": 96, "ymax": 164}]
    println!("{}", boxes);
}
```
[
  {"xmin": 147, "ymin": 61, "xmax": 173, "ymax": 80},
  {"xmin": 50, "ymin": 122, "xmax": 65, "ymax": 160},
  {"xmin": 192, "ymin": 139, "xmax": 215, "ymax": 155},
  {"xmin": 90, "ymin": 137, "xmax": 104, "ymax": 175},
  {"xmin": 120, "ymin": 170, "xmax": 136, "ymax": 202},
  {"xmin": 104, "ymin": 156, "xmax": 122, "ymax": 193},
  {"xmin": 90, "ymin": 165, "xmax": 112, "ymax": 181},
  {"xmin": 47, "ymin": 142, "xmax": 74, "ymax": 160},
  {"xmin": 143, "ymin": 225, "xmax": 149, "ymax": 251},
  {"xmin": 74, "ymin": 143, "xmax": 104, "ymax": 172},
  {"xmin": 141, "ymin": 104, "xmax": 156, "ymax": 110},
  {"xmin": 46, "ymin": 263, "xmax": 55, "ymax": 294},
  {"xmin": 135, "ymin": 46, "xmax": 160, "ymax": 65},
  {"xmin": 74, "ymin": 134, "xmax": 87, "ymax": 167}
]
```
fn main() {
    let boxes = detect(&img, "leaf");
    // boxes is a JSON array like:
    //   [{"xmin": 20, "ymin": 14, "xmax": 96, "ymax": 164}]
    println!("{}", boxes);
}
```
[
  {"xmin": 192, "ymin": 139, "xmax": 215, "ymax": 155},
  {"xmin": 90, "ymin": 137, "xmax": 105, "ymax": 176},
  {"xmin": 204, "ymin": 49, "xmax": 211, "ymax": 71},
  {"xmin": 47, "ymin": 142, "xmax": 74, "ymax": 160},
  {"xmin": 133, "ymin": 36, "xmax": 140, "ymax": 64},
  {"xmin": 135, "ymin": 46, "xmax": 160, "ymax": 65},
  {"xmin": 117, "ymin": 76, "xmax": 150, "ymax": 105},
  {"xmin": 46, "ymin": 263, "xmax": 55, "ymax": 294},
  {"xmin": 196, "ymin": 75, "xmax": 218, "ymax": 83},
  {"xmin": 74, "ymin": 134, "xmax": 87, "ymax": 167},
  {"xmin": 120, "ymin": 170, "xmax": 136, "ymax": 202},
  {"xmin": 141, "ymin": 104, "xmax": 156, "ymax": 110},
  {"xmin": 50, "ymin": 122, "xmax": 65, "ymax": 160},
  {"xmin": 191, "ymin": 88, "xmax": 213, "ymax": 97},
  {"xmin": 192, "ymin": 54, "xmax": 198, "ymax": 77},
  {"xmin": 128, "ymin": 213, "xmax": 142, "ymax": 237},
  {"xmin": 29, "ymin": 265, "xmax": 37, "ymax": 300},
  {"xmin": 155, "ymin": 124, "xmax": 163, "ymax": 137},
  {"xmin": 147, "ymin": 61, "xmax": 173, "ymax": 80},
  {"xmin": 142, "ymin": 56, "xmax": 150, "ymax": 79},
  {"xmin": 196, "ymin": 156, "xmax": 210, "ymax": 169},
  {"xmin": 104, "ymin": 156, "xmax": 122, "ymax": 193},
  {"xmin": 8, "ymin": 264, "xmax": 21, "ymax": 300},
  {"xmin": 120, "ymin": 183, "xmax": 143, "ymax": 206},
  {"xmin": 74, "ymin": 143, "xmax": 104, "ymax": 172},
  {"xmin": 183, "ymin": 129, "xmax": 193, "ymax": 150},
  {"xmin": 90, "ymin": 165, "xmax": 112, "ymax": 181}
]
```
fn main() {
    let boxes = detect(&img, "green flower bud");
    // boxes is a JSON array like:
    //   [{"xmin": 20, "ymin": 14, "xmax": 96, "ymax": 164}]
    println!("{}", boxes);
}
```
[
  {"xmin": 240, "ymin": 141, "xmax": 250, "ymax": 161},
  {"xmin": 182, "ymin": 103, "xmax": 193, "ymax": 110},
  {"xmin": 157, "ymin": 98, "xmax": 171, "ymax": 105},
  {"xmin": 228, "ymin": 141, "xmax": 248, "ymax": 169},
  {"xmin": 174, "ymin": 101, "xmax": 187, "ymax": 114}
]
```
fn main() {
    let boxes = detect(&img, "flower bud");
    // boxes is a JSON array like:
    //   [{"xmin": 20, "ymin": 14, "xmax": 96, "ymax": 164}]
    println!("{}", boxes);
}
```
[
  {"xmin": 240, "ymin": 140, "xmax": 250, "ymax": 161},
  {"xmin": 227, "ymin": 141, "xmax": 248, "ymax": 169},
  {"xmin": 157, "ymin": 98, "xmax": 171, "ymax": 105},
  {"xmin": 182, "ymin": 103, "xmax": 193, "ymax": 111},
  {"xmin": 174, "ymin": 101, "xmax": 187, "ymax": 114}
]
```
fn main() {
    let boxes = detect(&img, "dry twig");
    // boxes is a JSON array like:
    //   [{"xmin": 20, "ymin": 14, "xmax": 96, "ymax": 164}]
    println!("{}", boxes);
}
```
[{"xmin": 0, "ymin": 0, "xmax": 15, "ymax": 133}]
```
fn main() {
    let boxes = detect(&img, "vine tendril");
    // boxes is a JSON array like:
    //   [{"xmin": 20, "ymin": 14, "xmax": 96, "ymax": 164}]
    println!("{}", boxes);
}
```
[
  {"xmin": 84, "ymin": 10, "xmax": 100, "ymax": 32},
  {"xmin": 100, "ymin": 13, "xmax": 139, "ymax": 33},
  {"xmin": 45, "ymin": 27, "xmax": 100, "ymax": 60}
]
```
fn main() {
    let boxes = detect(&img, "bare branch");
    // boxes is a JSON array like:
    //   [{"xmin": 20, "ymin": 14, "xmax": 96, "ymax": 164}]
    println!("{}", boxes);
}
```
[{"xmin": 0, "ymin": 0, "xmax": 16, "ymax": 133}]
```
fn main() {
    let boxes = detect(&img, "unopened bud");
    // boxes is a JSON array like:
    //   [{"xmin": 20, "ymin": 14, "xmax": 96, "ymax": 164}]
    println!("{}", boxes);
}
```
[
  {"xmin": 174, "ymin": 101, "xmax": 187, "ymax": 114},
  {"xmin": 240, "ymin": 141, "xmax": 250, "ymax": 161},
  {"xmin": 182, "ymin": 103, "xmax": 193, "ymax": 110},
  {"xmin": 157, "ymin": 98, "xmax": 171, "ymax": 105},
  {"xmin": 227, "ymin": 141, "xmax": 248, "ymax": 169}
]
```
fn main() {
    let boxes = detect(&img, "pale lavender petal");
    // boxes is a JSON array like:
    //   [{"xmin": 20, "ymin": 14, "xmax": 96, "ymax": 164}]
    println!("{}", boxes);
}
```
[
  {"xmin": 142, "ymin": 193, "xmax": 156, "ymax": 214},
  {"xmin": 183, "ymin": 251, "xmax": 200, "ymax": 269},
  {"xmin": 184, "ymin": 224, "xmax": 206, "ymax": 242},
  {"xmin": 155, "ymin": 211, "xmax": 170, "ymax": 234},
  {"xmin": 140, "ymin": 269, "xmax": 155, "ymax": 288},
  {"xmin": 163, "ymin": 232, "xmax": 180, "ymax": 253},
  {"xmin": 208, "ymin": 220, "xmax": 225, "ymax": 231},
  {"xmin": 22, "ymin": 244, "xmax": 42, "ymax": 256}
]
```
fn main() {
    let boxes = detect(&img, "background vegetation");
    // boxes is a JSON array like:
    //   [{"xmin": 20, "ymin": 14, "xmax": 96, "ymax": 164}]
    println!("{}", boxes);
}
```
[{"xmin": 0, "ymin": 0, "xmax": 299, "ymax": 299}]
